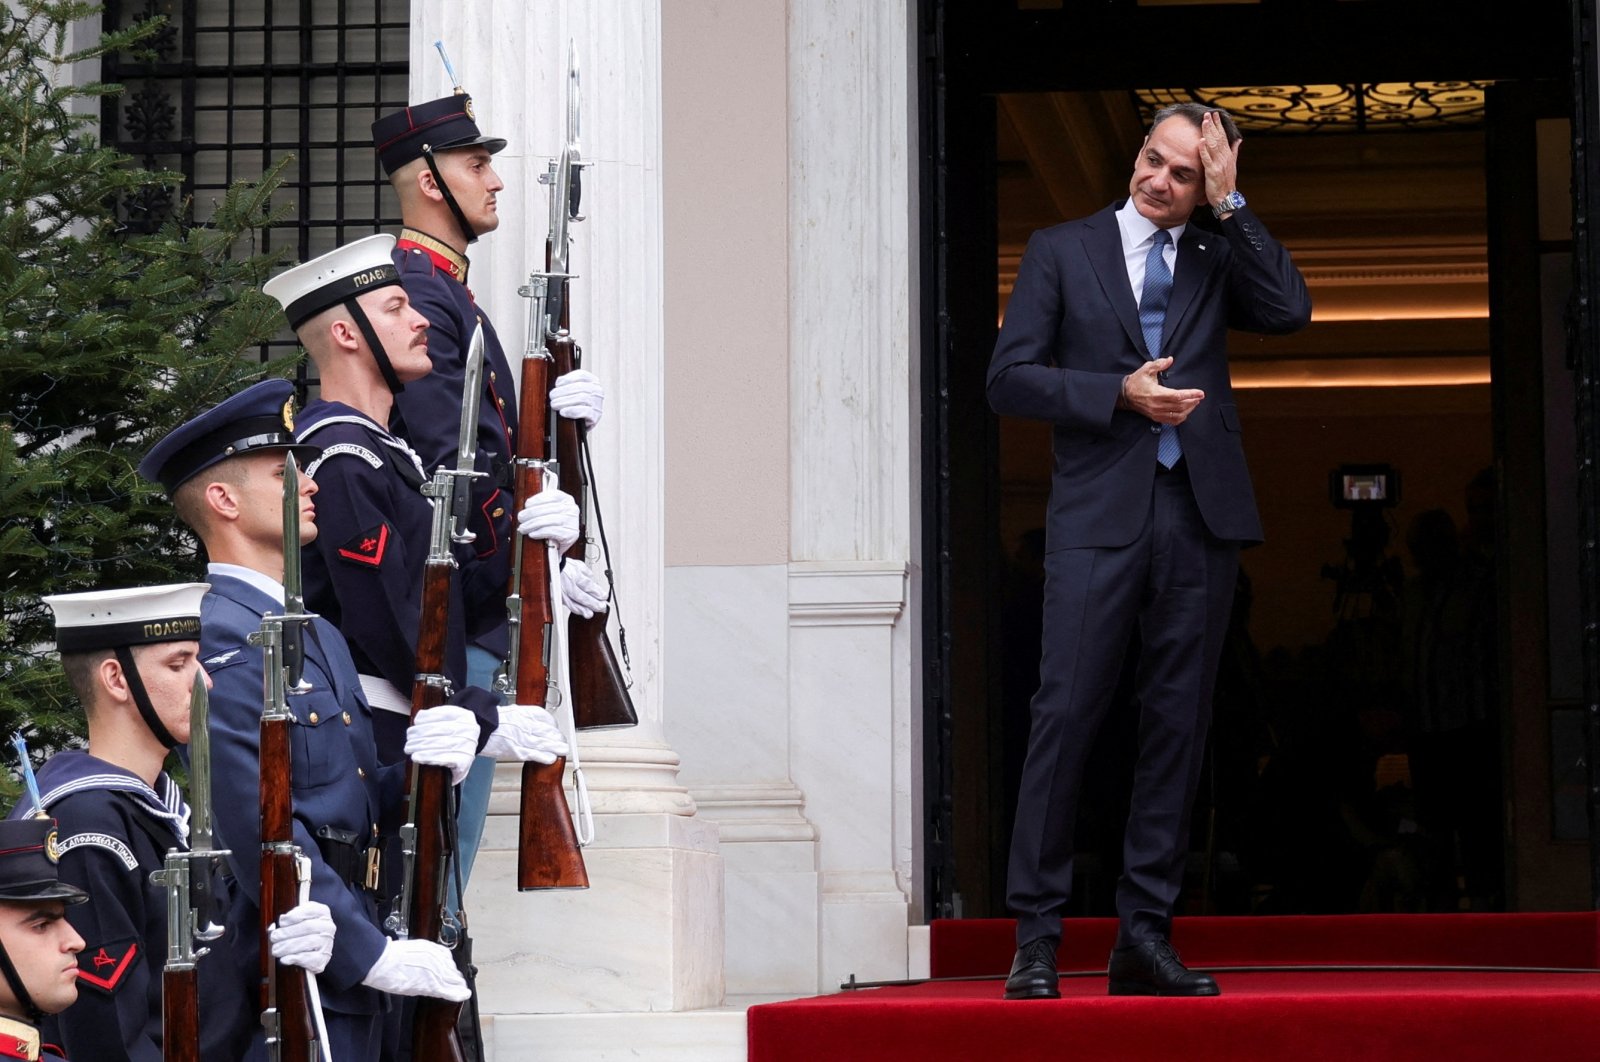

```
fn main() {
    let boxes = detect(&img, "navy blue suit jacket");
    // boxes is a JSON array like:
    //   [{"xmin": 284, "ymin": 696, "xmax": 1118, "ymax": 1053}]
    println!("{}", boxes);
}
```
[{"xmin": 987, "ymin": 201, "xmax": 1310, "ymax": 549}]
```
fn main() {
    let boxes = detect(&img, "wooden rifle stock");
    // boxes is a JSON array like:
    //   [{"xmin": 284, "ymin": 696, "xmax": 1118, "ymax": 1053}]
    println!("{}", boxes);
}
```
[
  {"xmin": 406, "ymin": 556, "xmax": 468, "ymax": 1060},
  {"xmin": 259, "ymin": 717, "xmax": 318, "ymax": 1062},
  {"xmin": 162, "ymin": 966, "xmax": 198, "ymax": 1062},
  {"xmin": 512, "ymin": 312, "xmax": 589, "ymax": 891},
  {"xmin": 551, "ymin": 331, "xmax": 638, "ymax": 732}
]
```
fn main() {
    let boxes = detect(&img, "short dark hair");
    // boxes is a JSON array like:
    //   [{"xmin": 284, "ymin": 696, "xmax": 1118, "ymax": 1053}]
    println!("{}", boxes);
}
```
[
  {"xmin": 60, "ymin": 648, "xmax": 114, "ymax": 709},
  {"xmin": 1150, "ymin": 103, "xmax": 1241, "ymax": 146},
  {"xmin": 171, "ymin": 452, "xmax": 253, "ymax": 535}
]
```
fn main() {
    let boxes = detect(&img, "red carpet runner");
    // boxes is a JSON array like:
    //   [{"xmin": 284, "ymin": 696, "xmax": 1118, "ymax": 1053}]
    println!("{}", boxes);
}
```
[{"xmin": 746, "ymin": 914, "xmax": 1600, "ymax": 1061}]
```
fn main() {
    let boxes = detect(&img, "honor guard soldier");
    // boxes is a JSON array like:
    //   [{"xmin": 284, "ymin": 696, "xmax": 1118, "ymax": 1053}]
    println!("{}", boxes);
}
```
[
  {"xmin": 262, "ymin": 237, "xmax": 571, "ymax": 774},
  {"xmin": 139, "ymin": 379, "xmax": 483, "ymax": 1062},
  {"xmin": 7, "ymin": 583, "xmax": 274, "ymax": 1061},
  {"xmin": 0, "ymin": 819, "xmax": 86, "ymax": 1062},
  {"xmin": 373, "ymin": 89, "xmax": 609, "ymax": 880}
]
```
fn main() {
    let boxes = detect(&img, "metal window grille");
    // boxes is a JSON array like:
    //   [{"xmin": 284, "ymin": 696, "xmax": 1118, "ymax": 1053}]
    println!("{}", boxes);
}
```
[{"xmin": 101, "ymin": 0, "xmax": 409, "ymax": 375}]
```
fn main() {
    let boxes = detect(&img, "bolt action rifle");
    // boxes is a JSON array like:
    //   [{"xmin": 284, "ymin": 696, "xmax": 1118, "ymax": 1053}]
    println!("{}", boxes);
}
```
[
  {"xmin": 387, "ymin": 328, "xmax": 487, "ymax": 1059},
  {"xmin": 248, "ymin": 452, "xmax": 323, "ymax": 1062},
  {"xmin": 504, "ymin": 42, "xmax": 612, "ymax": 892},
  {"xmin": 544, "ymin": 42, "xmax": 637, "ymax": 736},
  {"xmin": 150, "ymin": 673, "xmax": 231, "ymax": 1062}
]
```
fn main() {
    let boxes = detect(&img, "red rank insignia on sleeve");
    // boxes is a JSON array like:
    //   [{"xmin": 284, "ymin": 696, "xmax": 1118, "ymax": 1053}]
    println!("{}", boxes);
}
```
[
  {"xmin": 338, "ymin": 523, "xmax": 391, "ymax": 567},
  {"xmin": 75, "ymin": 938, "xmax": 139, "ymax": 995}
]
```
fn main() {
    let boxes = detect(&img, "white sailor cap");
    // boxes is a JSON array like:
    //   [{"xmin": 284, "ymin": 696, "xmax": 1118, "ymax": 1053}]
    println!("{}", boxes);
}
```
[
  {"xmin": 263, "ymin": 233, "xmax": 402, "ymax": 330},
  {"xmin": 44, "ymin": 583, "xmax": 211, "ymax": 653}
]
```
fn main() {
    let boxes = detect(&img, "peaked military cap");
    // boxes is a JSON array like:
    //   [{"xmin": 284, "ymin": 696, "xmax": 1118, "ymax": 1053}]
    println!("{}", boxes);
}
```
[
  {"xmin": 44, "ymin": 582, "xmax": 209, "ymax": 653},
  {"xmin": 138, "ymin": 378, "xmax": 320, "ymax": 493},
  {"xmin": 0, "ymin": 819, "xmax": 88, "ymax": 905},
  {"xmin": 263, "ymin": 234, "xmax": 403, "ymax": 331},
  {"xmin": 371, "ymin": 92, "xmax": 507, "ymax": 176}
]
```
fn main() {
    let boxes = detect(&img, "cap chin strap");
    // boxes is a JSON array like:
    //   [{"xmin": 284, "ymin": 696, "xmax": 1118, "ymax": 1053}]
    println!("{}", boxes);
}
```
[
  {"xmin": 344, "ymin": 298, "xmax": 406, "ymax": 396},
  {"xmin": 421, "ymin": 145, "xmax": 479, "ymax": 245},
  {"xmin": 114, "ymin": 646, "xmax": 180, "ymax": 751},
  {"xmin": 0, "ymin": 938, "xmax": 46, "ymax": 1026}
]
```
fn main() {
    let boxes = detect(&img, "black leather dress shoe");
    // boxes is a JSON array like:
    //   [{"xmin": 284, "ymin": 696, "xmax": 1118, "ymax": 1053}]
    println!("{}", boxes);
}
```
[
  {"xmin": 1003, "ymin": 938, "xmax": 1061, "ymax": 1000},
  {"xmin": 1107, "ymin": 939, "xmax": 1220, "ymax": 997}
]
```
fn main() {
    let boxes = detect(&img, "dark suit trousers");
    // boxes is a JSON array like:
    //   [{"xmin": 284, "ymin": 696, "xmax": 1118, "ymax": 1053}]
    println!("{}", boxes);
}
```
[{"xmin": 1007, "ymin": 461, "xmax": 1240, "ymax": 948}]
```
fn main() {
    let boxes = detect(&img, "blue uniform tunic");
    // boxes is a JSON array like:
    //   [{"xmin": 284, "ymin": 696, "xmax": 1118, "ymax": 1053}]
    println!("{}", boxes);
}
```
[
  {"xmin": 296, "ymin": 401, "xmax": 499, "ymax": 760},
  {"xmin": 391, "ymin": 238, "xmax": 518, "ymax": 655},
  {"xmin": 199, "ymin": 566, "xmax": 404, "ymax": 1062},
  {"xmin": 8, "ymin": 753, "xmax": 254, "ymax": 1062}
]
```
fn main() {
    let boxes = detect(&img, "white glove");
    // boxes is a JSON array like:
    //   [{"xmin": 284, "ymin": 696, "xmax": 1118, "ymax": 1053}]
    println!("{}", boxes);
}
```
[
  {"xmin": 560, "ymin": 558, "xmax": 609, "ymax": 619},
  {"xmin": 361, "ymin": 939, "xmax": 471, "ymax": 1001},
  {"xmin": 268, "ymin": 900, "xmax": 335, "ymax": 975},
  {"xmin": 550, "ymin": 369, "xmax": 605, "ymax": 429},
  {"xmin": 517, "ymin": 488, "xmax": 580, "ymax": 553},
  {"xmin": 482, "ymin": 704, "xmax": 569, "ymax": 764},
  {"xmin": 404, "ymin": 704, "xmax": 481, "ymax": 785}
]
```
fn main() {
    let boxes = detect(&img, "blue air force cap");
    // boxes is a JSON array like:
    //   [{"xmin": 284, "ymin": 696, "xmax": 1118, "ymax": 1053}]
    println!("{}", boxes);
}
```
[
  {"xmin": 371, "ymin": 92, "xmax": 507, "ymax": 176},
  {"xmin": 138, "ymin": 379, "xmax": 321, "ymax": 493},
  {"xmin": 0, "ymin": 819, "xmax": 88, "ymax": 905}
]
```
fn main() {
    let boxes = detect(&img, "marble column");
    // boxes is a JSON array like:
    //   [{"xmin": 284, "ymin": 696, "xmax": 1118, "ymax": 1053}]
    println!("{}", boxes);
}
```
[
  {"xmin": 410, "ymin": 0, "xmax": 723, "ymax": 1015},
  {"xmin": 787, "ymin": 0, "xmax": 920, "ymax": 989}
]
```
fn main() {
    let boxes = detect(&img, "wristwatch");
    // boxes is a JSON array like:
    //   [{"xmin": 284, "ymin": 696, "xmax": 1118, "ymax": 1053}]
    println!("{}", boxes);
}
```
[{"xmin": 1213, "ymin": 190, "xmax": 1246, "ymax": 218}]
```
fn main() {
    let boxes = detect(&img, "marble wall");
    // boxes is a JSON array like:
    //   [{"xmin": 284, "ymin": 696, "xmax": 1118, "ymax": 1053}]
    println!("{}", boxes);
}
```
[{"xmin": 407, "ymin": 0, "xmax": 923, "ymax": 1016}]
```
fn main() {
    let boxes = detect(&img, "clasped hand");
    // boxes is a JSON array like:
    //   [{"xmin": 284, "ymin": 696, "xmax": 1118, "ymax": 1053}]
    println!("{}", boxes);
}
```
[{"xmin": 1122, "ymin": 358, "xmax": 1204, "ymax": 426}]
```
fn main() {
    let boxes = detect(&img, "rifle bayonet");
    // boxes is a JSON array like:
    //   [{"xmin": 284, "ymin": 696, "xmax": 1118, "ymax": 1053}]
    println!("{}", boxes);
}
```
[
  {"xmin": 281, "ymin": 453, "xmax": 312, "ymax": 693},
  {"xmin": 567, "ymin": 40, "xmax": 584, "ymax": 224},
  {"xmin": 449, "ymin": 325, "xmax": 487, "ymax": 545}
]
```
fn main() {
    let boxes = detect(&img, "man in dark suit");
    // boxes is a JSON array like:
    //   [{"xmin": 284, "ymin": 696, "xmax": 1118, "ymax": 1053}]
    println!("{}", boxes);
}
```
[{"xmin": 989, "ymin": 104, "xmax": 1311, "ymax": 999}]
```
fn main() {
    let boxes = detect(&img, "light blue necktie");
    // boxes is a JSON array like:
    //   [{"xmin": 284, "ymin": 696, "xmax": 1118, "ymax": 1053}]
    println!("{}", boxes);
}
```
[{"xmin": 1139, "ymin": 228, "xmax": 1182, "ymax": 469}]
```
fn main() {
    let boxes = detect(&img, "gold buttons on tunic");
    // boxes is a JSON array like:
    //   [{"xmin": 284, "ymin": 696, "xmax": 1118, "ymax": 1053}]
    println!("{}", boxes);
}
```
[
  {"xmin": 308, "ymin": 712, "xmax": 320, "ymax": 724},
  {"xmin": 357, "ymin": 767, "xmax": 367, "ymax": 778},
  {"xmin": 343, "ymin": 711, "xmax": 352, "ymax": 725}
]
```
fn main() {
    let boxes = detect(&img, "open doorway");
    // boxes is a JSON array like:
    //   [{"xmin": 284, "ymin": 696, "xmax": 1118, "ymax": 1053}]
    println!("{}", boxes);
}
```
[{"xmin": 922, "ymin": 0, "xmax": 1577, "ymax": 921}]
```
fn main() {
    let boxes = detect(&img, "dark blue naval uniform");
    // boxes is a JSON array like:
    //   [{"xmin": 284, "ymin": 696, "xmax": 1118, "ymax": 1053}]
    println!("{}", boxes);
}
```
[
  {"xmin": 391, "ymin": 238, "xmax": 518, "ymax": 656},
  {"xmin": 200, "ymin": 566, "xmax": 404, "ymax": 1062},
  {"xmin": 7, "ymin": 753, "xmax": 253, "ymax": 1062},
  {"xmin": 296, "ymin": 401, "xmax": 499, "ymax": 761}
]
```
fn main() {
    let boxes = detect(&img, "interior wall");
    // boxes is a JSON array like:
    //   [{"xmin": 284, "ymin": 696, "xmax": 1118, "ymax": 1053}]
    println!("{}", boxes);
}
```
[{"xmin": 1238, "ymin": 387, "xmax": 1494, "ymax": 655}]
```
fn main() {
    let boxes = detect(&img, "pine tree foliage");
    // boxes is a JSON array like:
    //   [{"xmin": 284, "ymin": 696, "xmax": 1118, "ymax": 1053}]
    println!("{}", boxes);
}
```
[{"xmin": 0, "ymin": 1, "xmax": 296, "ymax": 780}]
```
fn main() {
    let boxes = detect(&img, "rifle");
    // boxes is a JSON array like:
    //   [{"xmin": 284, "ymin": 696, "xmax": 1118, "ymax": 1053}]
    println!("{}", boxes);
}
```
[
  {"xmin": 505, "ymin": 42, "xmax": 597, "ymax": 893},
  {"xmin": 387, "ymin": 328, "xmax": 486, "ymax": 1060},
  {"xmin": 248, "ymin": 452, "xmax": 322, "ymax": 1062},
  {"xmin": 150, "ymin": 673, "xmax": 231, "ymax": 1062},
  {"xmin": 545, "ymin": 41, "xmax": 637, "ymax": 735}
]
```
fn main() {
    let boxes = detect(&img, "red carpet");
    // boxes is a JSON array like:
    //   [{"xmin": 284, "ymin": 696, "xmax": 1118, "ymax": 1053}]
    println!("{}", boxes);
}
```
[{"xmin": 746, "ymin": 914, "xmax": 1600, "ymax": 1061}]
